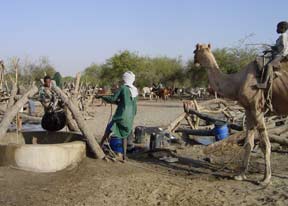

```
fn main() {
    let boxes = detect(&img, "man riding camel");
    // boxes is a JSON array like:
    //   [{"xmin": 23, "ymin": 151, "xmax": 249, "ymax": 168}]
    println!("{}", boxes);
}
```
[{"xmin": 257, "ymin": 21, "xmax": 288, "ymax": 89}]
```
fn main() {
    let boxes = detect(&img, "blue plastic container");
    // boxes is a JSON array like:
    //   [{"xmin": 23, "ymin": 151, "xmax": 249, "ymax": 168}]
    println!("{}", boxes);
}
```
[
  {"xmin": 109, "ymin": 137, "xmax": 124, "ymax": 153},
  {"xmin": 213, "ymin": 124, "xmax": 229, "ymax": 141}
]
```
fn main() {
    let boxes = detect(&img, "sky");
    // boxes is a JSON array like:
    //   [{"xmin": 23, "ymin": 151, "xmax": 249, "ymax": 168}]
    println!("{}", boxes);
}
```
[{"xmin": 1, "ymin": 0, "xmax": 287, "ymax": 76}]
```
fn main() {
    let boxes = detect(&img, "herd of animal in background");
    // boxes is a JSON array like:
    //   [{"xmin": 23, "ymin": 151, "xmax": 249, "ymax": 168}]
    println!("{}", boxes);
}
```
[
  {"xmin": 141, "ymin": 86, "xmax": 216, "ymax": 100},
  {"xmin": 61, "ymin": 82, "xmax": 217, "ymax": 112}
]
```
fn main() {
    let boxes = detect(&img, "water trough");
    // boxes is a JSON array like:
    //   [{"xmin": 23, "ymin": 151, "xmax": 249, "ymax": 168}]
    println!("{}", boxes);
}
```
[{"xmin": 0, "ymin": 131, "xmax": 87, "ymax": 173}]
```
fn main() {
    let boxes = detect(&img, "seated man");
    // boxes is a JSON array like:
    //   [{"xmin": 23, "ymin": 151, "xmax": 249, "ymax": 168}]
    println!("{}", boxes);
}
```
[
  {"xmin": 39, "ymin": 75, "xmax": 66, "ymax": 131},
  {"xmin": 257, "ymin": 21, "xmax": 288, "ymax": 89},
  {"xmin": 39, "ymin": 75, "xmax": 58, "ymax": 112}
]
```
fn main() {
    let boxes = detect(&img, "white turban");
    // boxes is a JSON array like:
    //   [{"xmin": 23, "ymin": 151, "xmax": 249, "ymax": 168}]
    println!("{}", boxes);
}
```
[{"xmin": 123, "ymin": 71, "xmax": 138, "ymax": 98}]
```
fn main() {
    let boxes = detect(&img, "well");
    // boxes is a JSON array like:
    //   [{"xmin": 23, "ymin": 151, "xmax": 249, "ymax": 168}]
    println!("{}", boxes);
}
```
[{"xmin": 0, "ymin": 131, "xmax": 86, "ymax": 173}]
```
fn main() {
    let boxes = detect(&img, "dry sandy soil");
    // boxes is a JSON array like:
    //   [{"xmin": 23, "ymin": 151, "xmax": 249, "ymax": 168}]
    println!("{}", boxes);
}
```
[{"xmin": 0, "ymin": 100, "xmax": 288, "ymax": 206}]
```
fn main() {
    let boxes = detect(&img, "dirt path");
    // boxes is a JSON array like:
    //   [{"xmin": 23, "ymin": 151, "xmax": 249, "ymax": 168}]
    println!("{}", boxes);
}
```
[{"xmin": 88, "ymin": 100, "xmax": 184, "ymax": 138}]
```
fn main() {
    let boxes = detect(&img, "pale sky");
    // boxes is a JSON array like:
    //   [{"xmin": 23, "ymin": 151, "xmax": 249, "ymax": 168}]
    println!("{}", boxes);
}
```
[{"xmin": 1, "ymin": 0, "xmax": 287, "ymax": 76}]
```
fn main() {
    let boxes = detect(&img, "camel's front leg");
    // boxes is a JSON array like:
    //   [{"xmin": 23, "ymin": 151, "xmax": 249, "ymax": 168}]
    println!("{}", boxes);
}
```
[
  {"xmin": 235, "ymin": 112, "xmax": 256, "ymax": 181},
  {"xmin": 258, "ymin": 118, "xmax": 272, "ymax": 185},
  {"xmin": 234, "ymin": 127, "xmax": 255, "ymax": 181}
]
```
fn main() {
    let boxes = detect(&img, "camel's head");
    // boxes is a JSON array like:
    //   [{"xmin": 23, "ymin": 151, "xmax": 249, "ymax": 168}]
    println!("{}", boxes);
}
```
[{"xmin": 193, "ymin": 43, "xmax": 212, "ymax": 67}]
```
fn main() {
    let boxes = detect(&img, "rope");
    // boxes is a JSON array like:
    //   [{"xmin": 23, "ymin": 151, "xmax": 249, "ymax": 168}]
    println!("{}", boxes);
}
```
[
  {"xmin": 102, "ymin": 103, "xmax": 115, "ymax": 158},
  {"xmin": 206, "ymin": 143, "xmax": 244, "ymax": 172},
  {"xmin": 108, "ymin": 103, "xmax": 113, "ymax": 122},
  {"xmin": 16, "ymin": 113, "xmax": 19, "ymax": 144},
  {"xmin": 265, "ymin": 72, "xmax": 274, "ymax": 112}
]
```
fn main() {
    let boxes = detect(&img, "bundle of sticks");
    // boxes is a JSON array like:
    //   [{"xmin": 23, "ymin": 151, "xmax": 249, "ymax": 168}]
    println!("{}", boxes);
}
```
[{"xmin": 171, "ymin": 99, "xmax": 288, "ymax": 151}]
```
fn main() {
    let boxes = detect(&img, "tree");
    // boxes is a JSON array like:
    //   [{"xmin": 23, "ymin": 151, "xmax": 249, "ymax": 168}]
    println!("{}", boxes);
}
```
[
  {"xmin": 213, "ymin": 43, "xmax": 258, "ymax": 74},
  {"xmin": 186, "ymin": 59, "xmax": 208, "ymax": 87},
  {"xmin": 62, "ymin": 76, "xmax": 74, "ymax": 84},
  {"xmin": 18, "ymin": 57, "xmax": 56, "ymax": 86},
  {"xmin": 100, "ymin": 50, "xmax": 141, "ymax": 85},
  {"xmin": 98, "ymin": 51, "xmax": 185, "ymax": 88},
  {"xmin": 81, "ymin": 64, "xmax": 102, "ymax": 86}
]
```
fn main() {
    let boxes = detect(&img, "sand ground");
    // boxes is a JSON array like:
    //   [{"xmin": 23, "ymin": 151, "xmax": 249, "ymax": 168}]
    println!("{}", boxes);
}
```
[{"xmin": 0, "ymin": 100, "xmax": 288, "ymax": 206}]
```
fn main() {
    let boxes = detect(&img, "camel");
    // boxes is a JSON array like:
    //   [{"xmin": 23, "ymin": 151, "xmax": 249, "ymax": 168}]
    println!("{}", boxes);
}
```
[{"xmin": 193, "ymin": 43, "xmax": 288, "ymax": 185}]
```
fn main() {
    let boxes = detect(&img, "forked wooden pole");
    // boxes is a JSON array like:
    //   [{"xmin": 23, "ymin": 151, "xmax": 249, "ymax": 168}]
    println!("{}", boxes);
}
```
[{"xmin": 52, "ymin": 86, "xmax": 105, "ymax": 159}]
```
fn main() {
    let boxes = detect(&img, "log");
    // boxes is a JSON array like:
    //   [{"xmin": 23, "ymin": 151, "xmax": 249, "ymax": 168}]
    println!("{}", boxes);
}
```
[
  {"xmin": 74, "ymin": 72, "xmax": 81, "ymax": 96},
  {"xmin": 0, "ymin": 97, "xmax": 10, "ymax": 102},
  {"xmin": 166, "ymin": 112, "xmax": 186, "ymax": 133},
  {"xmin": 20, "ymin": 113, "xmax": 41, "ymax": 123},
  {"xmin": 6, "ymin": 59, "xmax": 19, "ymax": 111},
  {"xmin": 185, "ymin": 108, "xmax": 243, "ymax": 131},
  {"xmin": 65, "ymin": 107, "xmax": 80, "ymax": 132},
  {"xmin": 175, "ymin": 128, "xmax": 213, "ymax": 136},
  {"xmin": 186, "ymin": 108, "xmax": 225, "ymax": 124},
  {"xmin": 7, "ymin": 81, "xmax": 17, "ymax": 109},
  {"xmin": 0, "ymin": 61, "xmax": 4, "ymax": 89},
  {"xmin": 200, "ymin": 108, "xmax": 228, "ymax": 114},
  {"xmin": 268, "ymin": 125, "xmax": 288, "ymax": 135},
  {"xmin": 185, "ymin": 115, "xmax": 195, "ymax": 129},
  {"xmin": 269, "ymin": 134, "xmax": 288, "ymax": 146},
  {"xmin": 193, "ymin": 99, "xmax": 200, "ymax": 129},
  {"xmin": 52, "ymin": 86, "xmax": 105, "ymax": 159},
  {"xmin": 0, "ymin": 84, "xmax": 38, "ymax": 141},
  {"xmin": 67, "ymin": 73, "xmax": 81, "ymax": 131},
  {"xmin": 199, "ymin": 98, "xmax": 233, "ymax": 107},
  {"xmin": 203, "ymin": 131, "xmax": 246, "ymax": 155},
  {"xmin": 202, "ymin": 132, "xmax": 288, "ymax": 155}
]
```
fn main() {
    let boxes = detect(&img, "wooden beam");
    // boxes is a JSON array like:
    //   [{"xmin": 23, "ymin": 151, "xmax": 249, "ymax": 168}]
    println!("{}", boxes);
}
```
[
  {"xmin": 0, "ymin": 84, "xmax": 38, "ymax": 141},
  {"xmin": 52, "ymin": 86, "xmax": 105, "ymax": 159},
  {"xmin": 166, "ymin": 112, "xmax": 186, "ymax": 133}
]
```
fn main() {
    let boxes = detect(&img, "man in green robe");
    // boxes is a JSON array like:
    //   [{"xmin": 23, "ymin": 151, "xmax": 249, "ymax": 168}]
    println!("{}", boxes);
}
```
[{"xmin": 98, "ymin": 71, "xmax": 138, "ymax": 160}]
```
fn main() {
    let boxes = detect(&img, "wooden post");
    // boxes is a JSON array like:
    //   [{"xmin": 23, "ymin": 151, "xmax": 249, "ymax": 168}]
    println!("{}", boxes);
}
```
[
  {"xmin": 185, "ymin": 114, "xmax": 196, "ymax": 130},
  {"xmin": 0, "ymin": 60, "xmax": 5, "ymax": 90},
  {"xmin": 64, "ymin": 72, "xmax": 82, "ymax": 132},
  {"xmin": 74, "ymin": 72, "xmax": 81, "ymax": 97},
  {"xmin": 0, "ymin": 84, "xmax": 38, "ymax": 141},
  {"xmin": 52, "ymin": 86, "xmax": 105, "ymax": 159},
  {"xmin": 65, "ymin": 106, "xmax": 80, "ymax": 131},
  {"xmin": 7, "ymin": 80, "xmax": 17, "ymax": 109},
  {"xmin": 166, "ymin": 112, "xmax": 186, "ymax": 133},
  {"xmin": 193, "ymin": 99, "xmax": 200, "ymax": 129}
]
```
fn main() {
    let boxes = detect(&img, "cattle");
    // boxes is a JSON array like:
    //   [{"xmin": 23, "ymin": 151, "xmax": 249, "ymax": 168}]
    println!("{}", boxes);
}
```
[{"xmin": 142, "ymin": 87, "xmax": 155, "ymax": 100}]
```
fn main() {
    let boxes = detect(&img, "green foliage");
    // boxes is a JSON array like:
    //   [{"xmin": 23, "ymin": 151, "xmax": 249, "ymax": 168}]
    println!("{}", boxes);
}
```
[
  {"xmin": 81, "ymin": 64, "xmax": 103, "ymax": 85},
  {"xmin": 24, "ymin": 57, "xmax": 56, "ymax": 83},
  {"xmin": 5, "ymin": 57, "xmax": 56, "ymax": 87},
  {"xmin": 185, "ymin": 44, "xmax": 258, "ymax": 87},
  {"xmin": 53, "ymin": 72, "xmax": 63, "ymax": 88},
  {"xmin": 100, "ymin": 50, "xmax": 142, "ymax": 86},
  {"xmin": 4, "ymin": 42, "xmax": 259, "ymax": 89},
  {"xmin": 213, "ymin": 45, "xmax": 258, "ymax": 74},
  {"xmin": 148, "ymin": 56, "xmax": 183, "ymax": 87},
  {"xmin": 80, "ymin": 45, "xmax": 258, "ymax": 88},
  {"xmin": 97, "ymin": 50, "xmax": 184, "ymax": 88},
  {"xmin": 62, "ymin": 76, "xmax": 74, "ymax": 84},
  {"xmin": 186, "ymin": 60, "xmax": 208, "ymax": 87}
]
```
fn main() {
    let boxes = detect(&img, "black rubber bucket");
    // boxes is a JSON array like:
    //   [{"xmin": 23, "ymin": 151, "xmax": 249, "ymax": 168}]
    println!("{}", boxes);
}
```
[{"xmin": 41, "ymin": 110, "xmax": 67, "ymax": 131}]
